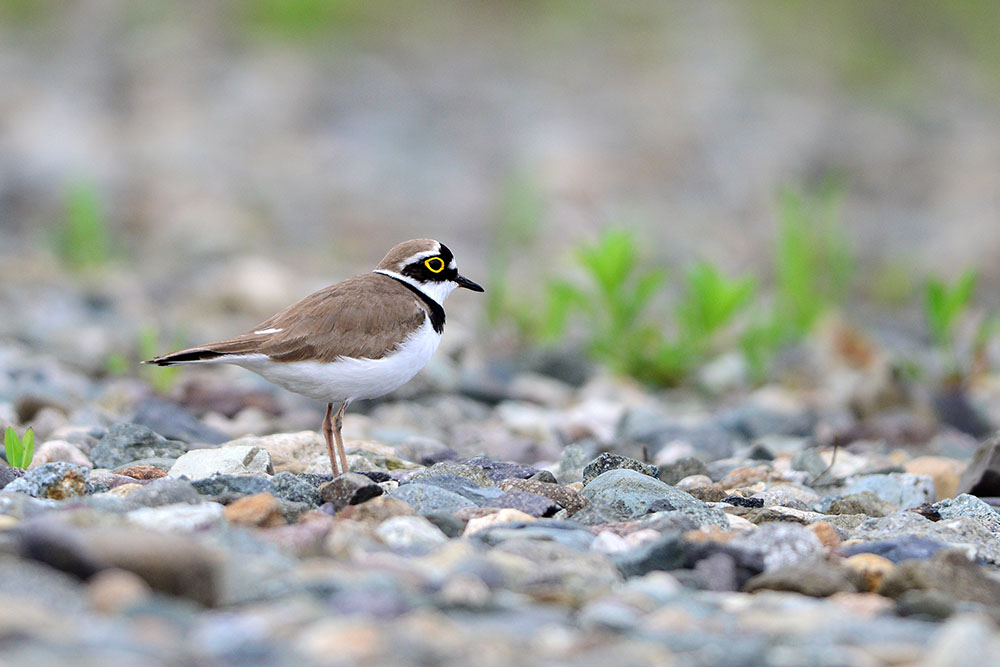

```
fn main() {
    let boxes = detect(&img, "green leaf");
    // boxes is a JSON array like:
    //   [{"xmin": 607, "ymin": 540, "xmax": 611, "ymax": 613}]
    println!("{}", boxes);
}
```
[
  {"xmin": 924, "ymin": 269, "xmax": 978, "ymax": 347},
  {"xmin": 21, "ymin": 428, "xmax": 34, "ymax": 469},
  {"xmin": 4, "ymin": 427, "xmax": 33, "ymax": 468}
]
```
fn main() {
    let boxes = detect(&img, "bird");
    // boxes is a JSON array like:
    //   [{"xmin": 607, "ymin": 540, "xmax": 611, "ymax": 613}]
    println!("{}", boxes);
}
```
[{"xmin": 146, "ymin": 239, "xmax": 484, "ymax": 476}]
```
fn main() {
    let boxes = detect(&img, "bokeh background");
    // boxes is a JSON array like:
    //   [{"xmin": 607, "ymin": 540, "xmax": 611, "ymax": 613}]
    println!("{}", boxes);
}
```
[{"xmin": 1, "ymin": 0, "xmax": 998, "ymax": 373}]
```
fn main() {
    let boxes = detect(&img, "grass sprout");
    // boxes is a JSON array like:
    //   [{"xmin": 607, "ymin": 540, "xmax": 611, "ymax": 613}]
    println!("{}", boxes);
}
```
[{"xmin": 4, "ymin": 427, "xmax": 34, "ymax": 469}]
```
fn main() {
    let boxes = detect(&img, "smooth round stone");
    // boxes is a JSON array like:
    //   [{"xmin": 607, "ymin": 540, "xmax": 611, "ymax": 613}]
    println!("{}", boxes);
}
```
[
  {"xmin": 675, "ymin": 474, "xmax": 714, "ymax": 490},
  {"xmin": 29, "ymin": 440, "xmax": 92, "ymax": 469},
  {"xmin": 583, "ymin": 453, "xmax": 659, "ymax": 486},
  {"xmin": 843, "ymin": 553, "xmax": 895, "ymax": 592},
  {"xmin": 90, "ymin": 423, "xmax": 187, "ymax": 469},
  {"xmin": 408, "ymin": 474, "xmax": 504, "ymax": 505},
  {"xmin": 657, "ymin": 457, "xmax": 710, "ymax": 486},
  {"xmin": 319, "ymin": 473, "xmax": 382, "ymax": 510},
  {"xmin": 126, "ymin": 502, "xmax": 226, "ymax": 533},
  {"xmin": 126, "ymin": 477, "xmax": 202, "ymax": 507},
  {"xmin": 743, "ymin": 558, "xmax": 860, "ymax": 596},
  {"xmin": 581, "ymin": 469, "xmax": 713, "ymax": 522}
]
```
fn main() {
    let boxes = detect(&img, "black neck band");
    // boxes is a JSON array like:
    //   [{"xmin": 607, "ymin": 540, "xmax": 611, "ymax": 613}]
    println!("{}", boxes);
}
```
[{"xmin": 382, "ymin": 273, "xmax": 445, "ymax": 334}]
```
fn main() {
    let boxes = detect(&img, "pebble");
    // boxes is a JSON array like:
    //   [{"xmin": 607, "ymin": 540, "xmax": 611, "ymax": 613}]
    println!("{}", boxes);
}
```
[
  {"xmin": 168, "ymin": 445, "xmax": 274, "ymax": 479},
  {"xmin": 904, "ymin": 456, "xmax": 963, "ymax": 501},
  {"xmin": 227, "ymin": 432, "xmax": 327, "ymax": 474},
  {"xmin": 464, "ymin": 509, "xmax": 536, "ymax": 536},
  {"xmin": 29, "ymin": 440, "xmax": 92, "ymax": 469},
  {"xmin": 581, "ymin": 469, "xmax": 723, "ymax": 524},
  {"xmin": 843, "ymin": 553, "xmax": 895, "ymax": 592},
  {"xmin": 497, "ymin": 478, "xmax": 586, "ymax": 514},
  {"xmin": 127, "ymin": 502, "xmax": 227, "ymax": 533},
  {"xmin": 841, "ymin": 473, "xmax": 936, "ymax": 510}
]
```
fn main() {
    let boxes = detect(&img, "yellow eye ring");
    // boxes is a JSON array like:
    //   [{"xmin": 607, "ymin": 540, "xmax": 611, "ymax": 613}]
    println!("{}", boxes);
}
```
[{"xmin": 424, "ymin": 257, "xmax": 445, "ymax": 273}]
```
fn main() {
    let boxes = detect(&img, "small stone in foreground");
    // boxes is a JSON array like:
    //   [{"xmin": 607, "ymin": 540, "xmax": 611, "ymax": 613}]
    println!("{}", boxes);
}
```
[
  {"xmin": 114, "ymin": 464, "xmax": 168, "ymax": 481},
  {"xmin": 90, "ymin": 423, "xmax": 187, "ymax": 469},
  {"xmin": 583, "ymin": 453, "xmax": 659, "ymax": 486},
  {"xmin": 224, "ymin": 492, "xmax": 285, "ymax": 527}
]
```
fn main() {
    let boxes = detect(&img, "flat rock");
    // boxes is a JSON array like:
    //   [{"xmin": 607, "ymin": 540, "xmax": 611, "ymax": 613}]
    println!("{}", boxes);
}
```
[
  {"xmin": 879, "ymin": 549, "xmax": 1000, "ymax": 605},
  {"xmin": 583, "ymin": 453, "xmax": 658, "ymax": 486},
  {"xmin": 5, "ymin": 462, "xmax": 90, "ymax": 499},
  {"xmin": 413, "ymin": 474, "xmax": 505, "ymax": 505},
  {"xmin": 113, "ymin": 464, "xmax": 167, "ymax": 481},
  {"xmin": 481, "ymin": 489, "xmax": 559, "ymax": 517},
  {"xmin": 842, "ymin": 473, "xmax": 936, "ymax": 510},
  {"xmin": 90, "ymin": 423, "xmax": 188, "ymax": 469},
  {"xmin": 168, "ymin": 445, "xmax": 273, "ymax": 479},
  {"xmin": 126, "ymin": 477, "xmax": 202, "ymax": 507},
  {"xmin": 851, "ymin": 512, "xmax": 1000, "ymax": 565},
  {"xmin": 391, "ymin": 482, "xmax": 476, "ymax": 515},
  {"xmin": 408, "ymin": 462, "xmax": 492, "ymax": 487},
  {"xmin": 191, "ymin": 474, "xmax": 275, "ymax": 503},
  {"xmin": 827, "ymin": 491, "xmax": 896, "ymax": 517},
  {"xmin": 841, "ymin": 535, "xmax": 949, "ymax": 563},
  {"xmin": 464, "ymin": 456, "xmax": 544, "ymax": 482}
]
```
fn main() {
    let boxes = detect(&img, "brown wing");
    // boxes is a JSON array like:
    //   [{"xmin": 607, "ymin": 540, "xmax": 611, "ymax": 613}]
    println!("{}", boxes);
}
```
[{"xmin": 148, "ymin": 273, "xmax": 429, "ymax": 365}]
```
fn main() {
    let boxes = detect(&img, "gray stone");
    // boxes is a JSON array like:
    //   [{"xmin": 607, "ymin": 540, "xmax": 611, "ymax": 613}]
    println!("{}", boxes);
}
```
[
  {"xmin": 464, "ymin": 456, "xmax": 544, "ymax": 482},
  {"xmin": 90, "ymin": 423, "xmax": 188, "ymax": 469},
  {"xmin": 790, "ymin": 448, "xmax": 828, "ymax": 479},
  {"xmin": 841, "ymin": 536, "xmax": 948, "ymax": 563},
  {"xmin": 411, "ymin": 474, "xmax": 505, "ymax": 505},
  {"xmin": 391, "ymin": 482, "xmax": 476, "ymax": 515},
  {"xmin": 852, "ymin": 512, "xmax": 1000, "ymax": 565},
  {"xmin": 719, "ymin": 404, "xmax": 816, "ymax": 439},
  {"xmin": 318, "ymin": 473, "xmax": 382, "ymax": 510},
  {"xmin": 270, "ymin": 471, "xmax": 321, "ymax": 506},
  {"xmin": 580, "ymin": 468, "xmax": 721, "ymax": 523},
  {"xmin": 0, "ymin": 466, "xmax": 25, "ymax": 490},
  {"xmin": 168, "ymin": 445, "xmax": 273, "ymax": 479},
  {"xmin": 583, "ymin": 453, "xmax": 658, "ymax": 486},
  {"xmin": 5, "ymin": 462, "xmax": 90, "ymax": 500},
  {"xmin": 131, "ymin": 397, "xmax": 229, "ymax": 445},
  {"xmin": 497, "ymin": 478, "xmax": 587, "ymax": 514},
  {"xmin": 729, "ymin": 522, "xmax": 825, "ymax": 572},
  {"xmin": 932, "ymin": 493, "xmax": 1000, "ymax": 532},
  {"xmin": 482, "ymin": 490, "xmax": 559, "ymax": 517},
  {"xmin": 657, "ymin": 457, "xmax": 709, "ymax": 486},
  {"xmin": 842, "ymin": 473, "xmax": 936, "ymax": 510},
  {"xmin": 191, "ymin": 474, "xmax": 275, "ymax": 502},
  {"xmin": 126, "ymin": 477, "xmax": 202, "ymax": 507}
]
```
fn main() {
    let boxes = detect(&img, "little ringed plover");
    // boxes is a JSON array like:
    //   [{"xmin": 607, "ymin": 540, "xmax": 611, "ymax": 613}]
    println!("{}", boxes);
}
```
[{"xmin": 146, "ymin": 239, "xmax": 484, "ymax": 476}]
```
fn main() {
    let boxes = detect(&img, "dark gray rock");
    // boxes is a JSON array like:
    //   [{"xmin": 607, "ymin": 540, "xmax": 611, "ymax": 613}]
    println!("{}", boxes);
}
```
[
  {"xmin": 719, "ymin": 404, "xmax": 816, "ymax": 439},
  {"xmin": 895, "ymin": 589, "xmax": 957, "ymax": 620},
  {"xmin": 90, "ymin": 423, "xmax": 188, "ymax": 469},
  {"xmin": 391, "ymin": 482, "xmax": 475, "ymax": 515},
  {"xmin": 956, "ymin": 434, "xmax": 1000, "ymax": 496},
  {"xmin": 498, "ymin": 478, "xmax": 586, "ymax": 514},
  {"xmin": 841, "ymin": 535, "xmax": 948, "ymax": 563},
  {"xmin": 408, "ymin": 463, "xmax": 492, "ymax": 487},
  {"xmin": 464, "ymin": 456, "xmax": 544, "ymax": 482},
  {"xmin": 473, "ymin": 520, "xmax": 596, "ymax": 550},
  {"xmin": 851, "ymin": 512, "xmax": 1000, "ymax": 565},
  {"xmin": 657, "ymin": 457, "xmax": 709, "ymax": 486},
  {"xmin": 482, "ymin": 490, "xmax": 559, "ymax": 517},
  {"xmin": 5, "ymin": 462, "xmax": 90, "ymax": 500},
  {"xmin": 126, "ymin": 477, "xmax": 202, "ymax": 507},
  {"xmin": 131, "ymin": 397, "xmax": 228, "ymax": 444},
  {"xmin": 271, "ymin": 471, "xmax": 321, "ymax": 506},
  {"xmin": 879, "ymin": 549, "xmax": 1000, "ymax": 605},
  {"xmin": 318, "ymin": 473, "xmax": 382, "ymax": 509},
  {"xmin": 583, "ymin": 453, "xmax": 658, "ymax": 486},
  {"xmin": 529, "ymin": 470, "xmax": 558, "ymax": 484},
  {"xmin": 191, "ymin": 474, "xmax": 274, "ymax": 503}
]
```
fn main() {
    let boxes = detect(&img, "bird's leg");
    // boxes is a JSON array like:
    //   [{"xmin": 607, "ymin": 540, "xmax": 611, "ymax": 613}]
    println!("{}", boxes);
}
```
[
  {"xmin": 333, "ymin": 401, "xmax": 350, "ymax": 474},
  {"xmin": 323, "ymin": 403, "xmax": 341, "ymax": 476}
]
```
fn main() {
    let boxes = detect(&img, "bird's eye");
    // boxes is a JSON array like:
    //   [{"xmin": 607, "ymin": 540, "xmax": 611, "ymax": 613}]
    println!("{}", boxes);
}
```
[{"xmin": 424, "ymin": 257, "xmax": 445, "ymax": 273}]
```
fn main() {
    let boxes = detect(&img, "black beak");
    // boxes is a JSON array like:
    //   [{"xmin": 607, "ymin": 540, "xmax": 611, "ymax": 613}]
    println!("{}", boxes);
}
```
[{"xmin": 455, "ymin": 274, "xmax": 485, "ymax": 292}]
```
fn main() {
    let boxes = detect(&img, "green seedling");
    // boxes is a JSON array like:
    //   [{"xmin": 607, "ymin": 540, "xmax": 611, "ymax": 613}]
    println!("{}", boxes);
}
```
[
  {"xmin": 139, "ymin": 326, "xmax": 184, "ymax": 394},
  {"xmin": 4, "ymin": 427, "xmax": 34, "ymax": 469},
  {"xmin": 925, "ymin": 269, "xmax": 978, "ymax": 348},
  {"xmin": 54, "ymin": 181, "xmax": 112, "ymax": 271}
]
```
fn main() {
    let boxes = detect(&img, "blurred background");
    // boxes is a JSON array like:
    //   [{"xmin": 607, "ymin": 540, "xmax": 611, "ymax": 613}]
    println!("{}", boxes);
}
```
[{"xmin": 0, "ymin": 0, "xmax": 998, "ymax": 403}]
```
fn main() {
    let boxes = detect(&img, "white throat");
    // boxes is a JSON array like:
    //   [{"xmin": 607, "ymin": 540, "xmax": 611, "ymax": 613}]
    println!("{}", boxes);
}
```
[{"xmin": 373, "ymin": 269, "xmax": 458, "ymax": 305}]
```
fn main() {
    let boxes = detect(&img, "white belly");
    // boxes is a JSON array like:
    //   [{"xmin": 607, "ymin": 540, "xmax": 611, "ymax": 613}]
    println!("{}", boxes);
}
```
[{"xmin": 230, "ymin": 318, "xmax": 441, "ymax": 403}]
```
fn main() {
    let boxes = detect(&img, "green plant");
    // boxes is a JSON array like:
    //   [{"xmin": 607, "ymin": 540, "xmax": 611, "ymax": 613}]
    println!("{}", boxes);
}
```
[
  {"xmin": 542, "ymin": 229, "xmax": 755, "ymax": 386},
  {"xmin": 55, "ymin": 181, "xmax": 112, "ymax": 271},
  {"xmin": 740, "ymin": 187, "xmax": 853, "ymax": 380},
  {"xmin": 4, "ymin": 427, "xmax": 34, "ymax": 469},
  {"xmin": 924, "ymin": 269, "xmax": 978, "ymax": 347}
]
